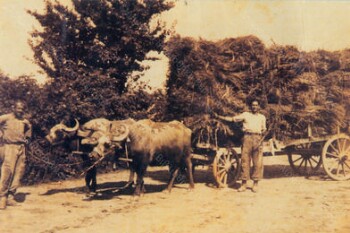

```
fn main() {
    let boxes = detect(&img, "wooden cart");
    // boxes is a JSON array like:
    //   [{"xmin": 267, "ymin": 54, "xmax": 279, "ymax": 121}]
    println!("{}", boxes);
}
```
[{"xmin": 190, "ymin": 127, "xmax": 350, "ymax": 188}]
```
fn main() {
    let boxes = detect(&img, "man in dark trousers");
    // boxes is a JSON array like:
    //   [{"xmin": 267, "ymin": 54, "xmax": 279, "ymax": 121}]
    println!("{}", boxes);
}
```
[
  {"xmin": 0, "ymin": 101, "xmax": 32, "ymax": 209},
  {"xmin": 215, "ymin": 100, "xmax": 266, "ymax": 193}
]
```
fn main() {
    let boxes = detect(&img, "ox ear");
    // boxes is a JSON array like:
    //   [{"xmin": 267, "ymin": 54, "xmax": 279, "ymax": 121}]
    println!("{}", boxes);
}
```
[
  {"xmin": 81, "ymin": 138, "xmax": 98, "ymax": 145},
  {"xmin": 77, "ymin": 129, "xmax": 92, "ymax": 137},
  {"xmin": 111, "ymin": 124, "xmax": 129, "ymax": 141}
]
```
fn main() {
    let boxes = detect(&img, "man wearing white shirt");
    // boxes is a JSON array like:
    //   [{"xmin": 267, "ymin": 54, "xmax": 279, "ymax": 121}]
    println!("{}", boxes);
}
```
[{"xmin": 215, "ymin": 100, "xmax": 266, "ymax": 193}]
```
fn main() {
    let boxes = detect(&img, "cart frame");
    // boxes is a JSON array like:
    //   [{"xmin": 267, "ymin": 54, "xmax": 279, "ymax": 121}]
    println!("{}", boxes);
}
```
[{"xmin": 191, "ymin": 125, "xmax": 350, "ymax": 188}]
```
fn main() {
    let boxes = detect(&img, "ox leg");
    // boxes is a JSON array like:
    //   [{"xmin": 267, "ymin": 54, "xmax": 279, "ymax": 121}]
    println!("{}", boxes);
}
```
[
  {"xmin": 82, "ymin": 154, "xmax": 97, "ymax": 194},
  {"xmin": 134, "ymin": 174, "xmax": 145, "ymax": 196},
  {"xmin": 167, "ymin": 166, "xmax": 180, "ymax": 192},
  {"xmin": 134, "ymin": 161, "xmax": 148, "ymax": 196},
  {"xmin": 127, "ymin": 169, "xmax": 135, "ymax": 187},
  {"xmin": 185, "ymin": 155, "xmax": 195, "ymax": 190},
  {"xmin": 85, "ymin": 166, "xmax": 97, "ymax": 193}
]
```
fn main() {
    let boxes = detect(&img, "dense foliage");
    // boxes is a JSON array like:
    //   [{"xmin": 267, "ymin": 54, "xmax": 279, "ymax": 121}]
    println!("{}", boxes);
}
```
[
  {"xmin": 1, "ymin": 1, "xmax": 350, "ymax": 184},
  {"xmin": 0, "ymin": 72, "xmax": 166, "ymax": 184},
  {"xmin": 28, "ymin": 0, "xmax": 173, "ymax": 93},
  {"xmin": 165, "ymin": 35, "xmax": 350, "ymax": 145},
  {"xmin": 0, "ymin": 0, "xmax": 174, "ymax": 184}
]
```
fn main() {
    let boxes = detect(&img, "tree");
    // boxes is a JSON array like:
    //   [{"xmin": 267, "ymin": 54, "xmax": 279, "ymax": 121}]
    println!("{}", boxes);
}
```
[
  {"xmin": 0, "ymin": 73, "xmax": 41, "ymax": 117},
  {"xmin": 8, "ymin": 0, "xmax": 176, "ymax": 184},
  {"xmin": 26, "ymin": 0, "xmax": 174, "ymax": 125},
  {"xmin": 28, "ymin": 0, "xmax": 174, "ymax": 94}
]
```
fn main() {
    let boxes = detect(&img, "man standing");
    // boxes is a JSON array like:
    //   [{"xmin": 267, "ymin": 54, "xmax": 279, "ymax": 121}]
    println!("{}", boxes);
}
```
[
  {"xmin": 215, "ymin": 100, "xmax": 266, "ymax": 193},
  {"xmin": 0, "ymin": 101, "xmax": 32, "ymax": 209}
]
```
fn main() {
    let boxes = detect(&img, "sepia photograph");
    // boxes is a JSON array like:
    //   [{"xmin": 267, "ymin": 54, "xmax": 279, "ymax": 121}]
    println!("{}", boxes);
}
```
[{"xmin": 0, "ymin": 0, "xmax": 350, "ymax": 232}]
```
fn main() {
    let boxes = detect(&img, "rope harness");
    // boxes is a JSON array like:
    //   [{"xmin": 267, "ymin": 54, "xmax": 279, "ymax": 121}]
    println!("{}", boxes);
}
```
[{"xmin": 26, "ymin": 139, "xmax": 131, "ymax": 176}]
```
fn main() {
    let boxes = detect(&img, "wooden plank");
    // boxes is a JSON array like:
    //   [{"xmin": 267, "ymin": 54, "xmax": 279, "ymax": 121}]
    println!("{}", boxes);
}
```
[
  {"xmin": 191, "ymin": 153, "xmax": 211, "ymax": 162},
  {"xmin": 71, "ymin": 151, "xmax": 85, "ymax": 155},
  {"xmin": 118, "ymin": 157, "xmax": 133, "ymax": 162}
]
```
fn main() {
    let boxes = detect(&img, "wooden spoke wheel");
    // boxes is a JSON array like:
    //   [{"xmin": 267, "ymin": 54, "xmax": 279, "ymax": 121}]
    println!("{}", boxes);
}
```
[
  {"xmin": 322, "ymin": 134, "xmax": 350, "ymax": 181},
  {"xmin": 213, "ymin": 148, "xmax": 240, "ymax": 188},
  {"xmin": 287, "ymin": 143, "xmax": 322, "ymax": 176}
]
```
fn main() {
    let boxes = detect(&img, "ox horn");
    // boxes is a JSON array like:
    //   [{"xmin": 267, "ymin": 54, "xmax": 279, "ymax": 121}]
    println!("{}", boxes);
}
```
[
  {"xmin": 62, "ymin": 119, "xmax": 80, "ymax": 133},
  {"xmin": 112, "ymin": 124, "xmax": 129, "ymax": 141}
]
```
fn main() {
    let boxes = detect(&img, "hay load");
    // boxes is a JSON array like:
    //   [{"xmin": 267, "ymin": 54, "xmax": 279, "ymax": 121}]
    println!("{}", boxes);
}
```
[{"xmin": 164, "ymin": 35, "xmax": 350, "ymax": 145}]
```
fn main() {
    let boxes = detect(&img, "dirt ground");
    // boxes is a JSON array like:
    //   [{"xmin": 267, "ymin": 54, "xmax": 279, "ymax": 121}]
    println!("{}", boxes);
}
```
[{"xmin": 0, "ymin": 156, "xmax": 349, "ymax": 233}]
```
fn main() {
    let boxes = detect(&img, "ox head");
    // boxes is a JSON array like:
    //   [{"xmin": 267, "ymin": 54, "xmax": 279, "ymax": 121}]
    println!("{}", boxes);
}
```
[
  {"xmin": 110, "ymin": 123, "xmax": 130, "ymax": 142},
  {"xmin": 45, "ymin": 119, "xmax": 80, "ymax": 144},
  {"xmin": 87, "ymin": 123, "xmax": 130, "ymax": 159}
]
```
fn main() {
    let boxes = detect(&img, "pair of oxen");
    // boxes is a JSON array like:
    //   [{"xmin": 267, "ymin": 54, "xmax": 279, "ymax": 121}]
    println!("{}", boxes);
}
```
[{"xmin": 46, "ymin": 118, "xmax": 195, "ymax": 197}]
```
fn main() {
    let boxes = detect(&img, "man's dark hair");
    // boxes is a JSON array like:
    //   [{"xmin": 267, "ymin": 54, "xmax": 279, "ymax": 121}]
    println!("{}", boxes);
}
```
[
  {"xmin": 14, "ymin": 100, "xmax": 25, "ymax": 107},
  {"xmin": 249, "ymin": 99, "xmax": 260, "ymax": 106},
  {"xmin": 12, "ymin": 101, "xmax": 26, "ymax": 110}
]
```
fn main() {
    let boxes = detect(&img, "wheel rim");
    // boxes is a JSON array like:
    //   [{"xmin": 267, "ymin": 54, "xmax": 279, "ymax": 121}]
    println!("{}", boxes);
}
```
[
  {"xmin": 287, "ymin": 144, "xmax": 322, "ymax": 176},
  {"xmin": 213, "ymin": 148, "xmax": 240, "ymax": 188},
  {"xmin": 322, "ymin": 135, "xmax": 350, "ymax": 181}
]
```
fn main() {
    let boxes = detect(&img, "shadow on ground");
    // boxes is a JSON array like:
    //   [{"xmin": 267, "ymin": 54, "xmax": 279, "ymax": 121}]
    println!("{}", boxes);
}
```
[
  {"xmin": 41, "ymin": 181, "xmax": 130, "ymax": 197},
  {"xmin": 146, "ymin": 167, "xmax": 215, "ymax": 186},
  {"xmin": 40, "ymin": 179, "xmax": 169, "ymax": 200},
  {"xmin": 14, "ymin": 192, "xmax": 30, "ymax": 203},
  {"xmin": 263, "ymin": 164, "xmax": 328, "ymax": 180},
  {"xmin": 39, "ymin": 165, "xmax": 332, "ymax": 200}
]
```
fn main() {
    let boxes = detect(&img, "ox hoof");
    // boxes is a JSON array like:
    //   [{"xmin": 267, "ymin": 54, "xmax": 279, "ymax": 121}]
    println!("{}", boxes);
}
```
[
  {"xmin": 133, "ymin": 193, "xmax": 143, "ymax": 199},
  {"xmin": 165, "ymin": 187, "xmax": 173, "ymax": 194},
  {"xmin": 82, "ymin": 195, "xmax": 94, "ymax": 201},
  {"xmin": 124, "ymin": 181, "xmax": 134, "ymax": 189},
  {"xmin": 133, "ymin": 190, "xmax": 145, "ymax": 197},
  {"xmin": 133, "ymin": 182, "xmax": 146, "ymax": 197},
  {"xmin": 162, "ymin": 188, "xmax": 171, "ymax": 194},
  {"xmin": 95, "ymin": 192, "xmax": 103, "ymax": 197},
  {"xmin": 133, "ymin": 192, "xmax": 142, "ymax": 197},
  {"xmin": 133, "ymin": 190, "xmax": 140, "ymax": 197},
  {"xmin": 82, "ymin": 192, "xmax": 102, "ymax": 201}
]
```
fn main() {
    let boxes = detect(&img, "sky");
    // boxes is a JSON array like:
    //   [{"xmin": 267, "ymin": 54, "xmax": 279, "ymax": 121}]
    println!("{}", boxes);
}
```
[{"xmin": 1, "ymin": 0, "xmax": 350, "ymax": 87}]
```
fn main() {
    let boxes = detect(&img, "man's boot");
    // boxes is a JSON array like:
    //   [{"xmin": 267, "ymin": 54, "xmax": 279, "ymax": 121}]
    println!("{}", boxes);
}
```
[
  {"xmin": 252, "ymin": 180, "xmax": 259, "ymax": 193},
  {"xmin": 238, "ymin": 180, "xmax": 247, "ymax": 192},
  {"xmin": 0, "ymin": 197, "xmax": 7, "ymax": 210}
]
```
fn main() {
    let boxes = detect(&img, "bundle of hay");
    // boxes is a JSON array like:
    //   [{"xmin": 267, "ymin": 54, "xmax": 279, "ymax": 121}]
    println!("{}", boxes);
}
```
[{"xmin": 164, "ymin": 35, "xmax": 350, "ymax": 145}]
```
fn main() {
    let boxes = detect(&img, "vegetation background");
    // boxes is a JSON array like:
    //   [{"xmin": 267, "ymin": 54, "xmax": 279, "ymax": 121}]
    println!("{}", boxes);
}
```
[{"xmin": 0, "ymin": 0, "xmax": 349, "ymax": 184}]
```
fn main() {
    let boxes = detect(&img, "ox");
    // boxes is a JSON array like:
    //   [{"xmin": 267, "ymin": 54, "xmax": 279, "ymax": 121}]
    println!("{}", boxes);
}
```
[
  {"xmin": 45, "ymin": 118, "xmax": 133, "ymax": 197},
  {"xmin": 109, "ymin": 119, "xmax": 195, "ymax": 195}
]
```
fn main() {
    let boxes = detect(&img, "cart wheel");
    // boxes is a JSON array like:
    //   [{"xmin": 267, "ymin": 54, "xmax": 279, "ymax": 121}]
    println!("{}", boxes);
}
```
[
  {"xmin": 287, "ymin": 143, "xmax": 322, "ymax": 176},
  {"xmin": 213, "ymin": 148, "xmax": 240, "ymax": 188},
  {"xmin": 322, "ymin": 134, "xmax": 350, "ymax": 181}
]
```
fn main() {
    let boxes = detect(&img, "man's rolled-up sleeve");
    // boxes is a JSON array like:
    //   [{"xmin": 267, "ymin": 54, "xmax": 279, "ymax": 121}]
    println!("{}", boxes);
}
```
[{"xmin": 233, "ymin": 112, "xmax": 246, "ymax": 123}]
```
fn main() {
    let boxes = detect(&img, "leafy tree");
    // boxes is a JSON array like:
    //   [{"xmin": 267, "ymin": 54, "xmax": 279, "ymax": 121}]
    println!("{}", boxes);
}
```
[
  {"xmin": 0, "ymin": 0, "xmax": 175, "ymax": 184},
  {"xmin": 28, "ymin": 0, "xmax": 174, "ymax": 93},
  {"xmin": 0, "ymin": 71, "xmax": 168, "ymax": 184},
  {"xmin": 26, "ymin": 0, "xmax": 174, "ymax": 130},
  {"xmin": 0, "ymin": 73, "xmax": 41, "ymax": 117}
]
